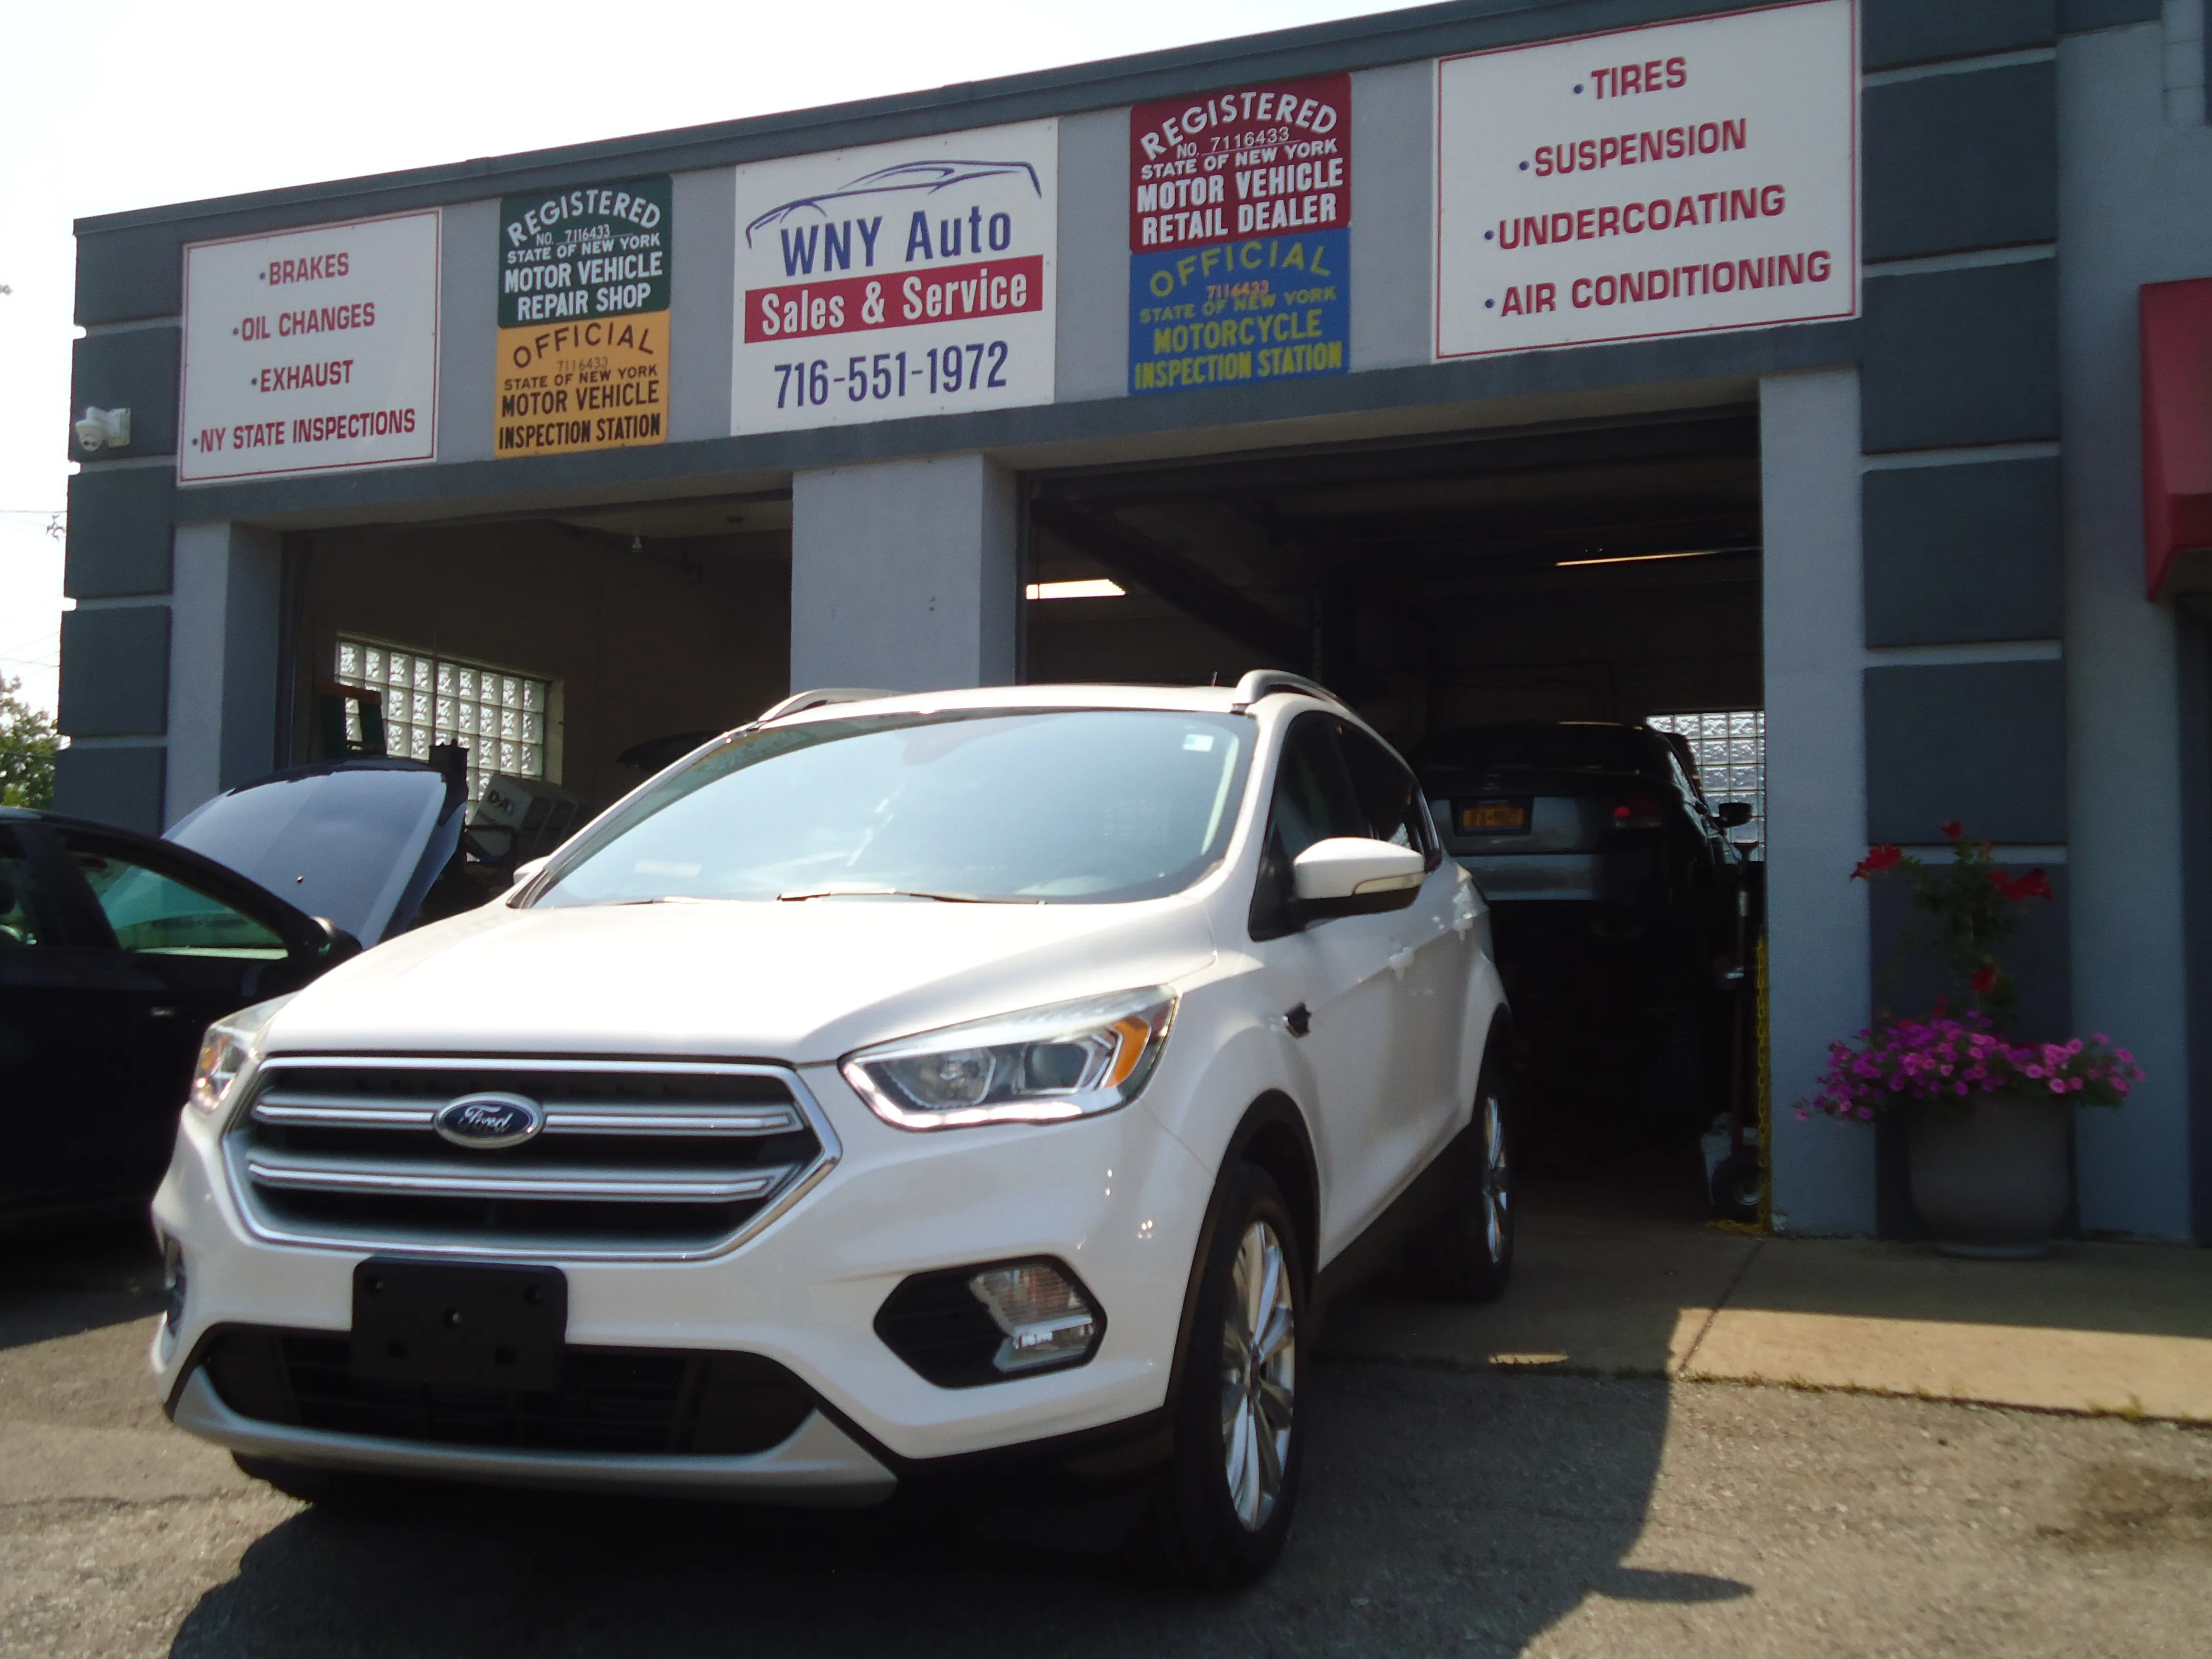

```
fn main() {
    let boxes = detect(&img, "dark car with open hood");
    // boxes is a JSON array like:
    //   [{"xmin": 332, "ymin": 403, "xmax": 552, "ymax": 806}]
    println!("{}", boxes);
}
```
[{"xmin": 0, "ymin": 759, "xmax": 466, "ymax": 1225}]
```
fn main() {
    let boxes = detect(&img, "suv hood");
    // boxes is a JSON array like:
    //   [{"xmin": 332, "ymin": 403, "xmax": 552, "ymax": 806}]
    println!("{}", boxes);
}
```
[
  {"xmin": 167, "ymin": 760, "xmax": 465, "ymax": 946},
  {"xmin": 262, "ymin": 894, "xmax": 1218, "ymax": 1064}
]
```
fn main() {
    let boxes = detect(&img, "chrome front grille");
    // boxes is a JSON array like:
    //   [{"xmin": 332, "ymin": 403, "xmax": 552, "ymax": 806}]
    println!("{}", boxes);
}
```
[{"xmin": 225, "ymin": 1058, "xmax": 838, "ymax": 1260}]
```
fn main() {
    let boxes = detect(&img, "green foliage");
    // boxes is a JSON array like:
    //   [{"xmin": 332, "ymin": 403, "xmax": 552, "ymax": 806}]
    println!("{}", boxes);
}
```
[
  {"xmin": 0, "ymin": 676, "xmax": 59, "ymax": 810},
  {"xmin": 1852, "ymin": 822, "xmax": 2050, "ymax": 1027}
]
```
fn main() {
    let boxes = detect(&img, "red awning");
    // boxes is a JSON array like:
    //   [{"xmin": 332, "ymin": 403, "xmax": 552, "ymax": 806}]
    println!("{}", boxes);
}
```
[{"xmin": 2143, "ymin": 277, "xmax": 2212, "ymax": 600}]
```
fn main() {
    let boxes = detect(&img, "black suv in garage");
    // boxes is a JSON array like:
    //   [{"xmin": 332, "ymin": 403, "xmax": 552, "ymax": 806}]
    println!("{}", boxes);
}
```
[{"xmin": 1413, "ymin": 721, "xmax": 1754, "ymax": 1168}]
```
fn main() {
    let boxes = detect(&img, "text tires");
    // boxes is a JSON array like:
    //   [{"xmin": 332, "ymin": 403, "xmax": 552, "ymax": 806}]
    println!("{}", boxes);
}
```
[{"xmin": 1139, "ymin": 1164, "xmax": 1304, "ymax": 1588}]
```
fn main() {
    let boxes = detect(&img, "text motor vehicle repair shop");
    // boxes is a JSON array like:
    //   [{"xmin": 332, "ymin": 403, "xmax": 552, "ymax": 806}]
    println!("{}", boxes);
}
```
[{"xmin": 56, "ymin": 0, "xmax": 2212, "ymax": 1243}]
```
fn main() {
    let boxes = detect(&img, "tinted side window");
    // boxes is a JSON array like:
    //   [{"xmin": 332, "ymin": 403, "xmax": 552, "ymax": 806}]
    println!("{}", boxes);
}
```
[
  {"xmin": 1249, "ymin": 715, "xmax": 1369, "ymax": 940},
  {"xmin": 0, "ymin": 830, "xmax": 59, "ymax": 948},
  {"xmin": 66, "ymin": 841, "xmax": 288, "ymax": 959},
  {"xmin": 1339, "ymin": 726, "xmax": 1440, "ymax": 871}
]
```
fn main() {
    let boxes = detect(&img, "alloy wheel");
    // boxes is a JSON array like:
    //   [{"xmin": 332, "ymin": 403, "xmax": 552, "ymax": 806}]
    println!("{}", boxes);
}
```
[
  {"xmin": 1219, "ymin": 1218, "xmax": 1296, "ymax": 1531},
  {"xmin": 1481, "ymin": 1091, "xmax": 1511, "ymax": 1262}
]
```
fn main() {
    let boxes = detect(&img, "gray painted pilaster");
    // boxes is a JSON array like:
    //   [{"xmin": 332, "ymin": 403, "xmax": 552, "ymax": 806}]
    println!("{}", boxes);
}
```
[
  {"xmin": 671, "ymin": 167, "xmax": 737, "ymax": 442},
  {"xmin": 1056, "ymin": 110, "xmax": 1130, "ymax": 403},
  {"xmin": 165, "ymin": 523, "xmax": 282, "ymax": 826},
  {"xmin": 438, "ymin": 199, "xmax": 497, "ymax": 465},
  {"xmin": 1349, "ymin": 58, "xmax": 1434, "ymax": 372},
  {"xmin": 2059, "ymin": 17, "xmax": 2212, "ymax": 1238},
  {"xmin": 790, "ymin": 453, "xmax": 1017, "ymax": 692},
  {"xmin": 1761, "ymin": 368, "xmax": 1877, "ymax": 1236}
]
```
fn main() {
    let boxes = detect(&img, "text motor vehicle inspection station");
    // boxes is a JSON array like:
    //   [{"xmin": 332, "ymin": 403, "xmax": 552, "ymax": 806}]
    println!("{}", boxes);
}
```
[{"xmin": 40, "ymin": 0, "xmax": 2212, "ymax": 1586}]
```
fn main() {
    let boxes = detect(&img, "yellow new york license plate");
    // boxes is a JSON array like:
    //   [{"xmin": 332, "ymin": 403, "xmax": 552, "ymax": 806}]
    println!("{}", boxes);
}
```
[{"xmin": 1460, "ymin": 800, "xmax": 1528, "ymax": 832}]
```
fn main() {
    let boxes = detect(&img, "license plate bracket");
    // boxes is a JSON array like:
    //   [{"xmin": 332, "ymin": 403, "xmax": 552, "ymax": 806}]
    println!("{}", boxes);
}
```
[{"xmin": 349, "ymin": 1258, "xmax": 567, "ymax": 1390}]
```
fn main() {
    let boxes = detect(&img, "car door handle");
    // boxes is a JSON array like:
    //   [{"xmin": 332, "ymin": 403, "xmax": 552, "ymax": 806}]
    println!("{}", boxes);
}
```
[{"xmin": 1387, "ymin": 947, "xmax": 1415, "ymax": 979}]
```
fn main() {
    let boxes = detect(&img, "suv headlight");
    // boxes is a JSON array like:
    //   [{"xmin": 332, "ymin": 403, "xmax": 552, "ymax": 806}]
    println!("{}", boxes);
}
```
[
  {"xmin": 841, "ymin": 987, "xmax": 1178, "ymax": 1131},
  {"xmin": 186, "ymin": 995, "xmax": 294, "ymax": 1120}
]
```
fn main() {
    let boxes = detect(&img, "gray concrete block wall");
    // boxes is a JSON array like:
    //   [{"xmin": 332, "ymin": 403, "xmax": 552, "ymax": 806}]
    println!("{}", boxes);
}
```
[
  {"xmin": 1863, "ymin": 65, "xmax": 2058, "ymax": 258},
  {"xmin": 1864, "ymin": 0, "xmax": 2056, "ymax": 68},
  {"xmin": 1862, "ymin": 459, "xmax": 2064, "ymax": 644},
  {"xmin": 68, "ymin": 327, "xmax": 180, "ymax": 461},
  {"xmin": 1864, "ymin": 658, "xmax": 2070, "ymax": 843},
  {"xmin": 57, "ymin": 607, "xmax": 169, "ymax": 738},
  {"xmin": 64, "ymin": 469, "xmax": 173, "ymax": 599},
  {"xmin": 1861, "ymin": 261, "xmax": 2062, "ymax": 451},
  {"xmin": 50, "ymin": 747, "xmax": 167, "ymax": 832}
]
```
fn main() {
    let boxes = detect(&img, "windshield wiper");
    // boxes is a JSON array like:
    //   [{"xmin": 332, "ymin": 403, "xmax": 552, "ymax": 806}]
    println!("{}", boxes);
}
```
[{"xmin": 776, "ymin": 883, "xmax": 993, "ymax": 903}]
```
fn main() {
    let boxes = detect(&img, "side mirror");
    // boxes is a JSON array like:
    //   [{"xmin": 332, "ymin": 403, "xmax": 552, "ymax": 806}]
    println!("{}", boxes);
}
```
[
  {"xmin": 1291, "ymin": 837, "xmax": 1426, "ymax": 919},
  {"xmin": 310, "ymin": 917, "xmax": 363, "ymax": 963},
  {"xmin": 1715, "ymin": 801, "xmax": 1753, "ymax": 828},
  {"xmin": 510, "ymin": 856, "xmax": 552, "ymax": 891}
]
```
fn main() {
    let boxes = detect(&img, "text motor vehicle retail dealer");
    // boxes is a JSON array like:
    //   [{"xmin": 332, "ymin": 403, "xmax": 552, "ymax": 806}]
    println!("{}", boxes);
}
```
[
  {"xmin": 1129, "ymin": 74, "xmax": 1352, "ymax": 394},
  {"xmin": 1435, "ymin": 0, "xmax": 1857, "ymax": 356},
  {"xmin": 178, "ymin": 211, "xmax": 439, "ymax": 482},
  {"xmin": 732, "ymin": 121, "xmax": 1059, "ymax": 433},
  {"xmin": 496, "ymin": 177, "xmax": 672, "ymax": 457}
]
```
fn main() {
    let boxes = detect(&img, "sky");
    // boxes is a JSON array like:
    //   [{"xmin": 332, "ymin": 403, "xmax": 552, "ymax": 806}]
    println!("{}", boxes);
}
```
[{"xmin": 0, "ymin": 0, "xmax": 1402, "ymax": 717}]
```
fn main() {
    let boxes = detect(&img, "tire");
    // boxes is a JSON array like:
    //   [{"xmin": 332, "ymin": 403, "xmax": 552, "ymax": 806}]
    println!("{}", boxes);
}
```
[
  {"xmin": 1405, "ymin": 1063, "xmax": 1515, "ymax": 1303},
  {"xmin": 230, "ymin": 1453, "xmax": 408, "ymax": 1508},
  {"xmin": 1710, "ymin": 1150, "xmax": 1762, "ymax": 1223},
  {"xmin": 1137, "ymin": 1165, "xmax": 1304, "ymax": 1589}
]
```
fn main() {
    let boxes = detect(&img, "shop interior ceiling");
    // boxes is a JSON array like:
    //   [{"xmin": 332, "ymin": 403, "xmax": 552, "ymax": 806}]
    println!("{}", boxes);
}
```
[{"xmin": 1027, "ymin": 409, "xmax": 1762, "ymax": 680}]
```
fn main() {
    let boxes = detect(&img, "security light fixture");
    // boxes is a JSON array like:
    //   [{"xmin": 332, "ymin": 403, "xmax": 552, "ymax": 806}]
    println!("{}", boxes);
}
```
[{"xmin": 73, "ymin": 407, "xmax": 131, "ymax": 454}]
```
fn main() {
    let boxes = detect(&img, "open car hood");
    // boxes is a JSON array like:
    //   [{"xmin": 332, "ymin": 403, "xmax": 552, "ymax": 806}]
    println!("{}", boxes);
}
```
[{"xmin": 165, "ymin": 759, "xmax": 465, "ymax": 946}]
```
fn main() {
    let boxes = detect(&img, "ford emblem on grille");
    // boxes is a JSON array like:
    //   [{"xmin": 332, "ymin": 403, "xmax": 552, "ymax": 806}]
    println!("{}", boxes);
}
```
[{"xmin": 434, "ymin": 1093, "xmax": 545, "ymax": 1150}]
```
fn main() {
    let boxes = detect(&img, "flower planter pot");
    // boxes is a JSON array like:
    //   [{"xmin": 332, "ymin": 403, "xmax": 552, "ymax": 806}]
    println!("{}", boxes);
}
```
[{"xmin": 1905, "ymin": 1091, "xmax": 2072, "ymax": 1259}]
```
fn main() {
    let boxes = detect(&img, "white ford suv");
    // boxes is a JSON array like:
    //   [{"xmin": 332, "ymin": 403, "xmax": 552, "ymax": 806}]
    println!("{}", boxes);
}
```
[{"xmin": 152, "ymin": 673, "xmax": 1513, "ymax": 1585}]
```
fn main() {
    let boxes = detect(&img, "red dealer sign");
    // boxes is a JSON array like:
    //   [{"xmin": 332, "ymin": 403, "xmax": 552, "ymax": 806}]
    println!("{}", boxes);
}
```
[
  {"xmin": 2142, "ymin": 278, "xmax": 2212, "ymax": 600},
  {"xmin": 1129, "ymin": 74, "xmax": 1350, "ymax": 252}
]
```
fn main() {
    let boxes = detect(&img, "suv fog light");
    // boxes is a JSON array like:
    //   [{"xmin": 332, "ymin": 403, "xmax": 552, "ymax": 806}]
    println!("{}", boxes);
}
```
[
  {"xmin": 874, "ymin": 1257, "xmax": 1106, "ymax": 1387},
  {"xmin": 970, "ymin": 1263, "xmax": 1097, "ymax": 1374}
]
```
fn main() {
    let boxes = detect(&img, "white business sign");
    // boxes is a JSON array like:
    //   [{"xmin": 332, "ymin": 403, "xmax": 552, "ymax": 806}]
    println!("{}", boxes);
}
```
[
  {"xmin": 179, "ymin": 211, "xmax": 440, "ymax": 482},
  {"xmin": 1436, "ymin": 0, "xmax": 1857, "ymax": 359},
  {"xmin": 732, "ymin": 120, "xmax": 1057, "ymax": 433}
]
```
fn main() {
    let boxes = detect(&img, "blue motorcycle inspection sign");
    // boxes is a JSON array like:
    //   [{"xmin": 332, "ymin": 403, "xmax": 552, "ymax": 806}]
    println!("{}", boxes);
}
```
[
  {"xmin": 1129, "ymin": 230, "xmax": 1349, "ymax": 393},
  {"xmin": 1126, "ymin": 75, "xmax": 1351, "ymax": 395}
]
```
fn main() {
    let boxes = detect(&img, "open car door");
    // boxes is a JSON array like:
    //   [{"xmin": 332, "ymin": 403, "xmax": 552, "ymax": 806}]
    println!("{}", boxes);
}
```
[{"xmin": 2, "ymin": 815, "xmax": 353, "ymax": 1217}]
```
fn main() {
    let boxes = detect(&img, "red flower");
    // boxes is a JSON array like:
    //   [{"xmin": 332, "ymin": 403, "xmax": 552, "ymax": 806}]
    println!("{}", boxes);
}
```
[
  {"xmin": 1852, "ymin": 845, "xmax": 1904, "ymax": 881},
  {"xmin": 1989, "ymin": 868, "xmax": 2052, "ymax": 902},
  {"xmin": 1940, "ymin": 820, "xmax": 1964, "ymax": 840},
  {"xmin": 1971, "ymin": 963, "xmax": 2000, "ymax": 995}
]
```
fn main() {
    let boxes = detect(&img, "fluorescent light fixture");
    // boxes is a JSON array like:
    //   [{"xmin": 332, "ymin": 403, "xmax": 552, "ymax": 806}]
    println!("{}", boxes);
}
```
[
  {"xmin": 1025, "ymin": 579, "xmax": 1126, "ymax": 601},
  {"xmin": 1556, "ymin": 549, "xmax": 1719, "ymax": 569}
]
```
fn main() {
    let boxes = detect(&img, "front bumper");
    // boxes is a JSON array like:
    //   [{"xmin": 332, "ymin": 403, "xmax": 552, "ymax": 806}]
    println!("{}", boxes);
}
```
[
  {"xmin": 153, "ymin": 1058, "xmax": 1214, "ymax": 1494},
  {"xmin": 169, "ymin": 1367, "xmax": 897, "ymax": 1504}
]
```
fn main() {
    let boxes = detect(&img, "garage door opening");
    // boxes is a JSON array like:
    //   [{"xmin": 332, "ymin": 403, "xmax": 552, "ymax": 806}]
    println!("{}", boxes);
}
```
[
  {"xmin": 281, "ymin": 494, "xmax": 792, "ymax": 910},
  {"xmin": 1024, "ymin": 410, "xmax": 1765, "ymax": 1211}
]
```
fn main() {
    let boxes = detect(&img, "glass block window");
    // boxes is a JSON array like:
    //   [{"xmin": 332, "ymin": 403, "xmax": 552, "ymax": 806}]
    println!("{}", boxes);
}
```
[
  {"xmin": 334, "ymin": 637, "xmax": 551, "ymax": 803},
  {"xmin": 1647, "ymin": 709, "xmax": 1765, "ymax": 857}
]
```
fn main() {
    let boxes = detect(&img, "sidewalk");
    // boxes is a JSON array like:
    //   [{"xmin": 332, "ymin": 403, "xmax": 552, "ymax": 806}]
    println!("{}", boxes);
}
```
[{"xmin": 1320, "ymin": 1178, "xmax": 2212, "ymax": 1422}]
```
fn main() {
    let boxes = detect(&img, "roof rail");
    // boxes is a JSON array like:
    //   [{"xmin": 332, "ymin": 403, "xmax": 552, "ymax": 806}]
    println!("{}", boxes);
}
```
[
  {"xmin": 753, "ymin": 687, "xmax": 892, "ymax": 724},
  {"xmin": 1228, "ymin": 669, "xmax": 1344, "ymax": 713}
]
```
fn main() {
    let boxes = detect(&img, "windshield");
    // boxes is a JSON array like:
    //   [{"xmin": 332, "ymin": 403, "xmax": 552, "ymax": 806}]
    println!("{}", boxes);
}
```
[
  {"xmin": 529, "ymin": 709, "xmax": 1254, "ymax": 908},
  {"xmin": 1415, "ymin": 724, "xmax": 1655, "ymax": 779}
]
